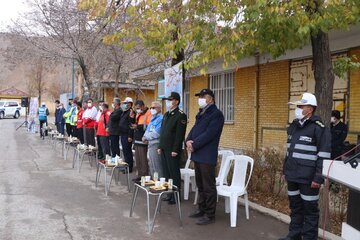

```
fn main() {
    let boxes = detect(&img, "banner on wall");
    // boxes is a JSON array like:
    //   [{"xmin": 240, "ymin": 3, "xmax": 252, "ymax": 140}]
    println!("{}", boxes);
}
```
[{"xmin": 164, "ymin": 61, "xmax": 183, "ymax": 110}]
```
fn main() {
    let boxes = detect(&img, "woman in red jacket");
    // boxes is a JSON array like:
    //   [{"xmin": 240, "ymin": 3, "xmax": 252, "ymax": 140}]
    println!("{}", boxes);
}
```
[
  {"xmin": 97, "ymin": 103, "xmax": 111, "ymax": 160},
  {"xmin": 76, "ymin": 102, "xmax": 85, "ymax": 144}
]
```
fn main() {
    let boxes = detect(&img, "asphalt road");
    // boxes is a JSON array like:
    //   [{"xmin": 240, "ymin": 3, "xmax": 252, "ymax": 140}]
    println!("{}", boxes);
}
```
[{"xmin": 0, "ymin": 117, "xmax": 288, "ymax": 240}]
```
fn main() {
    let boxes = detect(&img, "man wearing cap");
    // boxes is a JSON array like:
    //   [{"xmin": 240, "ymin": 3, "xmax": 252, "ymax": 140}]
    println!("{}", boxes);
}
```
[
  {"xmin": 330, "ymin": 110, "xmax": 348, "ymax": 160},
  {"xmin": 119, "ymin": 97, "xmax": 136, "ymax": 172},
  {"xmin": 186, "ymin": 89, "xmax": 224, "ymax": 225},
  {"xmin": 280, "ymin": 93, "xmax": 331, "ymax": 240},
  {"xmin": 158, "ymin": 92, "xmax": 187, "ymax": 204}
]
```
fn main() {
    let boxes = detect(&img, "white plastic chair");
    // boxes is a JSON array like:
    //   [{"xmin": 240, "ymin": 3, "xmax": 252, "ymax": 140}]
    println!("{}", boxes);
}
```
[
  {"xmin": 180, "ymin": 153, "xmax": 196, "ymax": 200},
  {"xmin": 217, "ymin": 155, "xmax": 254, "ymax": 227},
  {"xmin": 193, "ymin": 150, "xmax": 235, "ymax": 204}
]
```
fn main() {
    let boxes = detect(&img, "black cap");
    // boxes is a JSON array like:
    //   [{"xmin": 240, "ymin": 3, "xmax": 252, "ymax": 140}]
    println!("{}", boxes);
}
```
[
  {"xmin": 195, "ymin": 89, "xmax": 215, "ymax": 98},
  {"xmin": 332, "ymin": 110, "xmax": 341, "ymax": 120},
  {"xmin": 163, "ymin": 92, "xmax": 181, "ymax": 101}
]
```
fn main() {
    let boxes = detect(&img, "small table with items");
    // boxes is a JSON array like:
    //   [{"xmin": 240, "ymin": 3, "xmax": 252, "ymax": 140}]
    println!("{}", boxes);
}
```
[
  {"xmin": 95, "ymin": 161, "xmax": 130, "ymax": 195},
  {"xmin": 129, "ymin": 181, "xmax": 182, "ymax": 233},
  {"xmin": 72, "ymin": 145, "xmax": 97, "ymax": 173},
  {"xmin": 63, "ymin": 138, "xmax": 80, "ymax": 161}
]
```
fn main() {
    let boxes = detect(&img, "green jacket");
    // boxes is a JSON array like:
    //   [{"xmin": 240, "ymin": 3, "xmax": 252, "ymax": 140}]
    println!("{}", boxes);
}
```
[
  {"xmin": 63, "ymin": 106, "xmax": 76, "ymax": 125},
  {"xmin": 158, "ymin": 107, "xmax": 187, "ymax": 154}
]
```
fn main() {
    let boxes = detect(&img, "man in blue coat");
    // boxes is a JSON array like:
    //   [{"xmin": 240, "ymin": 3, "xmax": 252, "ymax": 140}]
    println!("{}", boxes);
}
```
[{"xmin": 186, "ymin": 89, "xmax": 224, "ymax": 225}]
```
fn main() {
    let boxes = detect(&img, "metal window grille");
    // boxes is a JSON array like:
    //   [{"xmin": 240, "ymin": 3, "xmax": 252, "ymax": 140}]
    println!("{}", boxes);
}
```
[{"xmin": 210, "ymin": 71, "xmax": 235, "ymax": 122}]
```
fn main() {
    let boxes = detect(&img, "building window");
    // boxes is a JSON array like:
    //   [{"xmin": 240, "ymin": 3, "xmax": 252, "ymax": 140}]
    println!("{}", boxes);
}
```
[
  {"xmin": 183, "ymin": 78, "xmax": 190, "ymax": 116},
  {"xmin": 210, "ymin": 71, "xmax": 235, "ymax": 122}
]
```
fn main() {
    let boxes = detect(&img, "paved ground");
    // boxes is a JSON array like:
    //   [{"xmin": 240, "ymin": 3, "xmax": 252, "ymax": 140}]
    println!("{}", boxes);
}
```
[{"xmin": 0, "ymin": 117, "xmax": 289, "ymax": 240}]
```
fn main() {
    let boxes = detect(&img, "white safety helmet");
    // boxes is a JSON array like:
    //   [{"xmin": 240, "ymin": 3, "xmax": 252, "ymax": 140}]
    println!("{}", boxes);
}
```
[{"xmin": 288, "ymin": 93, "xmax": 317, "ymax": 107}]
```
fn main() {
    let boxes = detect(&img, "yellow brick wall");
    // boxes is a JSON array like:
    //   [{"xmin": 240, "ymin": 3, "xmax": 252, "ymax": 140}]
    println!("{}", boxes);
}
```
[
  {"xmin": 258, "ymin": 61, "xmax": 290, "ymax": 149},
  {"xmin": 220, "ymin": 67, "xmax": 256, "ymax": 150},
  {"xmin": 348, "ymin": 48, "xmax": 360, "ymax": 143}
]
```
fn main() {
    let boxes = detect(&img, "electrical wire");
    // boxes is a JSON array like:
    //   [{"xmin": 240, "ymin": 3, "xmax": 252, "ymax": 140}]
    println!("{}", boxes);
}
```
[{"xmin": 322, "ymin": 143, "xmax": 360, "ymax": 240}]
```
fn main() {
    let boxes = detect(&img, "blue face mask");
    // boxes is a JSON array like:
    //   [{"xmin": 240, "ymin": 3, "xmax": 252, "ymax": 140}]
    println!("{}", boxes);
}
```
[{"xmin": 122, "ymin": 104, "xmax": 128, "ymax": 110}]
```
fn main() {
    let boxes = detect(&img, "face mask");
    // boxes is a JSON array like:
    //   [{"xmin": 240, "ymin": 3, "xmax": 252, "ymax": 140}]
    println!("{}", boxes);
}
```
[
  {"xmin": 111, "ymin": 103, "xmax": 115, "ymax": 109},
  {"xmin": 166, "ymin": 100, "xmax": 173, "ymax": 111},
  {"xmin": 150, "ymin": 109, "xmax": 157, "ymax": 115},
  {"xmin": 331, "ymin": 117, "xmax": 336, "ymax": 123},
  {"xmin": 99, "ymin": 105, "xmax": 103, "ymax": 111},
  {"xmin": 295, "ymin": 107, "xmax": 304, "ymax": 120},
  {"xmin": 136, "ymin": 109, "xmax": 142, "ymax": 114},
  {"xmin": 87, "ymin": 103, "xmax": 92, "ymax": 108},
  {"xmin": 122, "ymin": 104, "xmax": 128, "ymax": 110},
  {"xmin": 59, "ymin": 106, "xmax": 63, "ymax": 109},
  {"xmin": 198, "ymin": 98, "xmax": 207, "ymax": 109}
]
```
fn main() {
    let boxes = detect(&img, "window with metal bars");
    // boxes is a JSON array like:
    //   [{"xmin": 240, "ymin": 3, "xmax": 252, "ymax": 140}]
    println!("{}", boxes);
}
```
[{"xmin": 210, "ymin": 71, "xmax": 235, "ymax": 122}]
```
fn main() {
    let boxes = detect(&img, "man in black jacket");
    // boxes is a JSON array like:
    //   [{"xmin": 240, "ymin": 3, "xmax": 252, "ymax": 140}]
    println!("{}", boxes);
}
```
[
  {"xmin": 186, "ymin": 89, "xmax": 224, "ymax": 225},
  {"xmin": 280, "ymin": 93, "xmax": 331, "ymax": 240},
  {"xmin": 108, "ymin": 98, "xmax": 123, "ymax": 158},
  {"xmin": 120, "ymin": 97, "xmax": 135, "ymax": 173},
  {"xmin": 330, "ymin": 110, "xmax": 348, "ymax": 160}
]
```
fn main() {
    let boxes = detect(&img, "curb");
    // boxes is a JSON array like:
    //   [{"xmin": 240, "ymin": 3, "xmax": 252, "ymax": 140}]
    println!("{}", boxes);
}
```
[{"xmin": 237, "ymin": 198, "xmax": 342, "ymax": 240}]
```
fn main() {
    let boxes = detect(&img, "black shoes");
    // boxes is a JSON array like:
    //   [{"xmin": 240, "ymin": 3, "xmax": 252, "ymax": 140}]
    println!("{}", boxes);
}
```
[
  {"xmin": 162, "ymin": 195, "xmax": 176, "ymax": 205},
  {"xmin": 189, "ymin": 210, "xmax": 205, "ymax": 218},
  {"xmin": 196, "ymin": 216, "xmax": 215, "ymax": 225}
]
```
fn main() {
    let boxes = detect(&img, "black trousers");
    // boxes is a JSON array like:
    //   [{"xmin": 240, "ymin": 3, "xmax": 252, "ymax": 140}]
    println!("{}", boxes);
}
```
[
  {"xmin": 161, "ymin": 150, "xmax": 181, "ymax": 190},
  {"xmin": 74, "ymin": 128, "xmax": 84, "ymax": 144},
  {"xmin": 85, "ymin": 128, "xmax": 96, "ymax": 146},
  {"xmin": 195, "ymin": 162, "xmax": 217, "ymax": 218},
  {"xmin": 110, "ymin": 135, "xmax": 120, "ymax": 158},
  {"xmin": 97, "ymin": 136, "xmax": 104, "ymax": 159},
  {"xmin": 121, "ymin": 135, "xmax": 133, "ymax": 172},
  {"xmin": 99, "ymin": 136, "xmax": 110, "ymax": 158},
  {"xmin": 39, "ymin": 120, "xmax": 48, "ymax": 137},
  {"xmin": 287, "ymin": 181, "xmax": 320, "ymax": 240},
  {"xmin": 66, "ymin": 123, "xmax": 72, "ymax": 137}
]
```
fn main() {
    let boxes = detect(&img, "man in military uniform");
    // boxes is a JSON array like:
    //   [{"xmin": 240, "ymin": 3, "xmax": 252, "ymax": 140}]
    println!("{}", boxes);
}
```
[
  {"xmin": 330, "ymin": 110, "xmax": 348, "ymax": 160},
  {"xmin": 158, "ymin": 92, "xmax": 187, "ymax": 204},
  {"xmin": 280, "ymin": 93, "xmax": 331, "ymax": 240}
]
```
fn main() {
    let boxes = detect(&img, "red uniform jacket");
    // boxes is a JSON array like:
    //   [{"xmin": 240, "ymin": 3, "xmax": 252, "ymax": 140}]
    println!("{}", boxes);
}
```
[{"xmin": 96, "ymin": 110, "xmax": 111, "ymax": 136}]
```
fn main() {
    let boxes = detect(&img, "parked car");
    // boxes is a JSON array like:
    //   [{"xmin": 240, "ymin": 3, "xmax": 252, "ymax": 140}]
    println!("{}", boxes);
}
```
[{"xmin": 0, "ymin": 101, "xmax": 21, "ymax": 119}]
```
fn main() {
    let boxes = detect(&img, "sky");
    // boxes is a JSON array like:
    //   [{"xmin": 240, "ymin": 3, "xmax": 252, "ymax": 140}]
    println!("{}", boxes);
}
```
[{"xmin": 0, "ymin": 0, "xmax": 28, "ymax": 31}]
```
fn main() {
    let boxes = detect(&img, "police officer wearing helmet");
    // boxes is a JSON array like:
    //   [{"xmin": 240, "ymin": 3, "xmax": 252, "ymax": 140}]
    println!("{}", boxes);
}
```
[
  {"xmin": 38, "ymin": 102, "xmax": 49, "ymax": 139},
  {"xmin": 280, "ymin": 93, "xmax": 331, "ymax": 240}
]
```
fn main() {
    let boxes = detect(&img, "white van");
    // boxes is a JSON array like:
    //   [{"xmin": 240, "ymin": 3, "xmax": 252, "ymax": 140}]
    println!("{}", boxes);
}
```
[{"xmin": 0, "ymin": 101, "xmax": 21, "ymax": 119}]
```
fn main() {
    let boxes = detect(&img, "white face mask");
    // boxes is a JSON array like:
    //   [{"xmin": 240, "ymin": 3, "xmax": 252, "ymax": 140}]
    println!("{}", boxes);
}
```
[
  {"xmin": 87, "ymin": 103, "xmax": 92, "ymax": 108},
  {"xmin": 136, "ymin": 109, "xmax": 142, "ymax": 114},
  {"xmin": 166, "ymin": 100, "xmax": 173, "ymax": 111},
  {"xmin": 150, "ymin": 109, "xmax": 157, "ymax": 115},
  {"xmin": 331, "ymin": 117, "xmax": 336, "ymax": 123},
  {"xmin": 111, "ymin": 103, "xmax": 115, "ymax": 109},
  {"xmin": 295, "ymin": 107, "xmax": 304, "ymax": 120},
  {"xmin": 198, "ymin": 98, "xmax": 207, "ymax": 109},
  {"xmin": 99, "ymin": 105, "xmax": 103, "ymax": 111}
]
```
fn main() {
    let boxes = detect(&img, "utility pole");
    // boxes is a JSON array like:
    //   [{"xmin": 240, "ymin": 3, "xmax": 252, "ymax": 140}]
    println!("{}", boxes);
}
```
[{"xmin": 72, "ymin": 59, "xmax": 75, "ymax": 99}]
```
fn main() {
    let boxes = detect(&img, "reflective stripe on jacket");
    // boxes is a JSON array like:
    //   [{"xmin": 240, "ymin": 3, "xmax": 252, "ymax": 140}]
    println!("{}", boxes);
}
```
[
  {"xmin": 283, "ymin": 115, "xmax": 331, "ymax": 184},
  {"xmin": 38, "ymin": 107, "xmax": 47, "ymax": 121}
]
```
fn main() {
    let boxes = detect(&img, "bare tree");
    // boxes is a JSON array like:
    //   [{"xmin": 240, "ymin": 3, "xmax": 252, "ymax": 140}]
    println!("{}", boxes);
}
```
[
  {"xmin": 11, "ymin": 0, "xmax": 108, "ymax": 99},
  {"xmin": 27, "ymin": 60, "xmax": 47, "ymax": 103}
]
